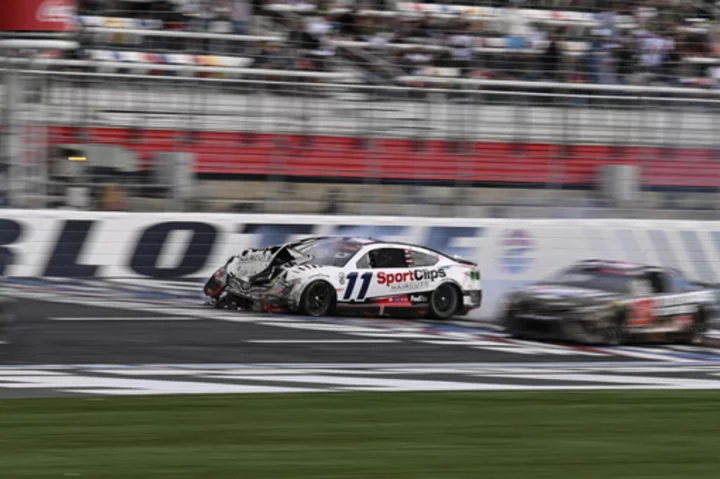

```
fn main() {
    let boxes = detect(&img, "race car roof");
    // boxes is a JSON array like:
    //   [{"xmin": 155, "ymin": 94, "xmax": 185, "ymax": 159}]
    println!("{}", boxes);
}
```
[
  {"xmin": 576, "ymin": 259, "xmax": 662, "ymax": 274},
  {"xmin": 580, "ymin": 259, "xmax": 641, "ymax": 267},
  {"xmin": 298, "ymin": 236, "xmax": 461, "ymax": 261}
]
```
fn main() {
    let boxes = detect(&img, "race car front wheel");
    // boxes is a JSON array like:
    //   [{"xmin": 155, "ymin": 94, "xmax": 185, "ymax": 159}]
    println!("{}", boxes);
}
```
[
  {"xmin": 299, "ymin": 280, "xmax": 336, "ymax": 317},
  {"xmin": 427, "ymin": 283, "xmax": 460, "ymax": 320}
]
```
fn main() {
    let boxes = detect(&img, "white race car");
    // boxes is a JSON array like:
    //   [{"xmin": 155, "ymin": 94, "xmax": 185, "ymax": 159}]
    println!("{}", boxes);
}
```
[{"xmin": 203, "ymin": 236, "xmax": 482, "ymax": 319}]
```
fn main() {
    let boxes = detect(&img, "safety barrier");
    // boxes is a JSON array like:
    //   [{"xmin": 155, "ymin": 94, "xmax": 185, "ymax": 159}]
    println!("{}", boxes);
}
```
[{"xmin": 2, "ymin": 210, "xmax": 720, "ymax": 319}]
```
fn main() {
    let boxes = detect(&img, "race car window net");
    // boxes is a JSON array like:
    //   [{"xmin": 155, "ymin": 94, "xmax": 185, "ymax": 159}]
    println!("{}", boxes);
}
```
[
  {"xmin": 366, "ymin": 248, "xmax": 409, "ymax": 269},
  {"xmin": 668, "ymin": 274, "xmax": 694, "ymax": 292}
]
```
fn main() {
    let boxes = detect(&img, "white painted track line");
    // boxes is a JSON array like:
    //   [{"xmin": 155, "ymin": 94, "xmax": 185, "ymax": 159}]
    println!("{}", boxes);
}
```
[
  {"xmin": 49, "ymin": 317, "xmax": 201, "ymax": 321},
  {"xmin": 245, "ymin": 339, "xmax": 400, "ymax": 344}
]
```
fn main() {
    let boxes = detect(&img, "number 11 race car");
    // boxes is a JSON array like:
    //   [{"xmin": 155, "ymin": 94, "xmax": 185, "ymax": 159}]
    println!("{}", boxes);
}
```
[{"xmin": 204, "ymin": 236, "xmax": 482, "ymax": 319}]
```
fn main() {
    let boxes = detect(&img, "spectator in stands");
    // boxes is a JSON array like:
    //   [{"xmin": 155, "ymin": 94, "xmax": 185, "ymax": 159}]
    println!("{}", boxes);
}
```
[
  {"xmin": 231, "ymin": 0, "xmax": 252, "ymax": 35},
  {"xmin": 504, "ymin": 0, "xmax": 530, "ymax": 50},
  {"xmin": 399, "ymin": 49, "xmax": 433, "ymax": 75},
  {"xmin": 503, "ymin": 0, "xmax": 531, "ymax": 78},
  {"xmin": 335, "ymin": 6, "xmax": 361, "ymax": 38},
  {"xmin": 634, "ymin": 1, "xmax": 658, "ymax": 30},
  {"xmin": 447, "ymin": 21, "xmax": 474, "ymax": 77},
  {"xmin": 408, "ymin": 14, "xmax": 434, "ymax": 40},
  {"xmin": 613, "ymin": 33, "xmax": 636, "ymax": 84},
  {"xmin": 73, "ymin": 0, "xmax": 720, "ymax": 89},
  {"xmin": 541, "ymin": 30, "xmax": 562, "ymax": 81},
  {"xmin": 595, "ymin": 1, "xmax": 622, "ymax": 39},
  {"xmin": 635, "ymin": 26, "xmax": 675, "ymax": 85}
]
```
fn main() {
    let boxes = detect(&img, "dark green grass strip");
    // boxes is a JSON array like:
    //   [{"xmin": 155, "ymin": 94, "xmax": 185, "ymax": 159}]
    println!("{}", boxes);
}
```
[{"xmin": 0, "ymin": 391, "xmax": 719, "ymax": 478}]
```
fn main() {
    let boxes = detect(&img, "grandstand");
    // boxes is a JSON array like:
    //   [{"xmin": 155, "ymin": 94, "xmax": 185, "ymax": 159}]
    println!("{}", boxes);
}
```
[{"xmin": 4, "ymin": 0, "xmax": 720, "ymax": 217}]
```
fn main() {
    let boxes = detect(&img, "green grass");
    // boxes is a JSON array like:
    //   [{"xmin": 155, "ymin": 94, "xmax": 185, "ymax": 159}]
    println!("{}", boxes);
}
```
[{"xmin": 0, "ymin": 391, "xmax": 719, "ymax": 478}]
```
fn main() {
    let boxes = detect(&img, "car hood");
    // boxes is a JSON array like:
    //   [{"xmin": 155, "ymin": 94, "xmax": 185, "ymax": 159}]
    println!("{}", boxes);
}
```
[{"xmin": 512, "ymin": 283, "xmax": 623, "ymax": 308}]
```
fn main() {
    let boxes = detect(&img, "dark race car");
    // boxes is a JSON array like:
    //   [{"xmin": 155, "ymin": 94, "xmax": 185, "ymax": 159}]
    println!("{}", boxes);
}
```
[{"xmin": 502, "ymin": 259, "xmax": 718, "ymax": 345}]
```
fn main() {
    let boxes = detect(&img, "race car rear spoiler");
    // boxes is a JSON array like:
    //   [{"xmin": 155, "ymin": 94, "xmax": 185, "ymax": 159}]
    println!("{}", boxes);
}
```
[{"xmin": 453, "ymin": 256, "xmax": 477, "ymax": 267}]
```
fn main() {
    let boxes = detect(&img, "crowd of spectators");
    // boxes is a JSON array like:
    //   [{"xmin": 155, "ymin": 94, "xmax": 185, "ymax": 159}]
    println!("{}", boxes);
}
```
[
  {"xmin": 78, "ymin": 1, "xmax": 257, "ymax": 33},
  {"xmin": 71, "ymin": 0, "xmax": 720, "ymax": 87},
  {"xmin": 308, "ymin": 0, "xmax": 719, "ymax": 86}
]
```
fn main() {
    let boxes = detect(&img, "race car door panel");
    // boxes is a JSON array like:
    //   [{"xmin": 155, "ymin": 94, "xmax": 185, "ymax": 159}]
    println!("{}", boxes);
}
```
[
  {"xmin": 630, "ymin": 271, "xmax": 699, "ymax": 328},
  {"xmin": 346, "ymin": 247, "xmax": 442, "ymax": 301},
  {"xmin": 342, "ymin": 247, "xmax": 409, "ymax": 302}
]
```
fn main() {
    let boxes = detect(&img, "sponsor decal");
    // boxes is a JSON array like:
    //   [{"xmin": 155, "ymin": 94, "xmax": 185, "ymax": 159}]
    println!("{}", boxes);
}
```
[
  {"xmin": 0, "ymin": 0, "xmax": 75, "ymax": 32},
  {"xmin": 374, "ymin": 296, "xmax": 411, "ymax": 305},
  {"xmin": 628, "ymin": 298, "xmax": 654, "ymax": 326},
  {"xmin": 37, "ymin": 0, "xmax": 74, "ymax": 23},
  {"xmin": 410, "ymin": 294, "xmax": 429, "ymax": 303},
  {"xmin": 498, "ymin": 229, "xmax": 535, "ymax": 274},
  {"xmin": 342, "ymin": 272, "xmax": 373, "ymax": 301},
  {"xmin": 377, "ymin": 269, "xmax": 447, "ymax": 286}
]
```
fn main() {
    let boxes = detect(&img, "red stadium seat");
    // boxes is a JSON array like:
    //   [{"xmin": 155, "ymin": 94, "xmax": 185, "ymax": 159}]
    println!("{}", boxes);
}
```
[{"xmin": 44, "ymin": 127, "xmax": 719, "ymax": 188}]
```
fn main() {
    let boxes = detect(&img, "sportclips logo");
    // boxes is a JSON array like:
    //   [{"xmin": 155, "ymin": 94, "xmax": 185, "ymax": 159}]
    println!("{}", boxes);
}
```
[
  {"xmin": 37, "ymin": 0, "xmax": 74, "ymax": 23},
  {"xmin": 377, "ymin": 269, "xmax": 447, "ymax": 286}
]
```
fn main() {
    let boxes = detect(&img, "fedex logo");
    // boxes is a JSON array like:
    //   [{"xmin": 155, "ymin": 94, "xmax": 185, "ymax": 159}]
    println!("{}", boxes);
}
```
[{"xmin": 377, "ymin": 269, "xmax": 447, "ymax": 286}]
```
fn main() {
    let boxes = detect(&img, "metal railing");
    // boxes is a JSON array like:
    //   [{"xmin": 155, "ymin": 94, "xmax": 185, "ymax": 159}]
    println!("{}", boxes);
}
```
[{"xmin": 3, "ymin": 64, "xmax": 720, "ymax": 218}]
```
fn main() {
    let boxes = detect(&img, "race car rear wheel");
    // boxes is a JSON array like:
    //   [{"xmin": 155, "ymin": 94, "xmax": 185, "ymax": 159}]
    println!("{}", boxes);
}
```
[
  {"xmin": 299, "ymin": 280, "xmax": 336, "ymax": 317},
  {"xmin": 427, "ymin": 283, "xmax": 460, "ymax": 320}
]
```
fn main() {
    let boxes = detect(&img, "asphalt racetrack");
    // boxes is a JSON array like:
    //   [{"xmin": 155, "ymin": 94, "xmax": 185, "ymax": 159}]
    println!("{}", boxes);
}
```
[{"xmin": 5, "ymin": 278, "xmax": 720, "ymax": 397}]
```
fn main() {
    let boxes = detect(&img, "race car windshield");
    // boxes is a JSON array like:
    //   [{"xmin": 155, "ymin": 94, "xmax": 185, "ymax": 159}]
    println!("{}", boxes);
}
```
[
  {"xmin": 543, "ymin": 268, "xmax": 635, "ymax": 294},
  {"xmin": 292, "ymin": 240, "xmax": 363, "ymax": 267}
]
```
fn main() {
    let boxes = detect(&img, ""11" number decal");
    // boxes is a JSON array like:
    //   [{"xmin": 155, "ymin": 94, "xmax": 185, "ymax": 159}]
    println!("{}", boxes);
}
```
[{"xmin": 343, "ymin": 272, "xmax": 373, "ymax": 301}]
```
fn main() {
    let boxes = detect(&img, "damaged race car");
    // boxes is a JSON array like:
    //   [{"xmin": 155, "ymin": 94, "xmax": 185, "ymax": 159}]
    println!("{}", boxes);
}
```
[
  {"xmin": 204, "ymin": 236, "xmax": 482, "ymax": 319},
  {"xmin": 502, "ymin": 259, "xmax": 718, "ymax": 345}
]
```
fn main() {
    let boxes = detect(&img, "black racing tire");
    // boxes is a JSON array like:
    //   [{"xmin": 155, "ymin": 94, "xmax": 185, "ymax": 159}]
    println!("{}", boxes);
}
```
[
  {"xmin": 600, "ymin": 312, "xmax": 626, "ymax": 346},
  {"xmin": 677, "ymin": 308, "xmax": 707, "ymax": 345},
  {"xmin": 299, "ymin": 280, "xmax": 336, "ymax": 317},
  {"xmin": 427, "ymin": 283, "xmax": 460, "ymax": 320},
  {"xmin": 503, "ymin": 307, "xmax": 526, "ymax": 339}
]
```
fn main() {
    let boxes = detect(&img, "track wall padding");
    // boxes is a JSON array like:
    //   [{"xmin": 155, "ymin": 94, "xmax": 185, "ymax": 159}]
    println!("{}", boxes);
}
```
[{"xmin": 2, "ymin": 210, "xmax": 719, "ymax": 318}]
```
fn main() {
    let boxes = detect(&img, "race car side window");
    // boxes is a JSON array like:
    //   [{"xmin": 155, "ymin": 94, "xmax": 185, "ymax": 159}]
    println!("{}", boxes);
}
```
[
  {"xmin": 410, "ymin": 250, "xmax": 439, "ymax": 267},
  {"xmin": 667, "ymin": 273, "xmax": 693, "ymax": 292},
  {"xmin": 357, "ymin": 248, "xmax": 409, "ymax": 269},
  {"xmin": 630, "ymin": 278, "xmax": 653, "ymax": 297}
]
